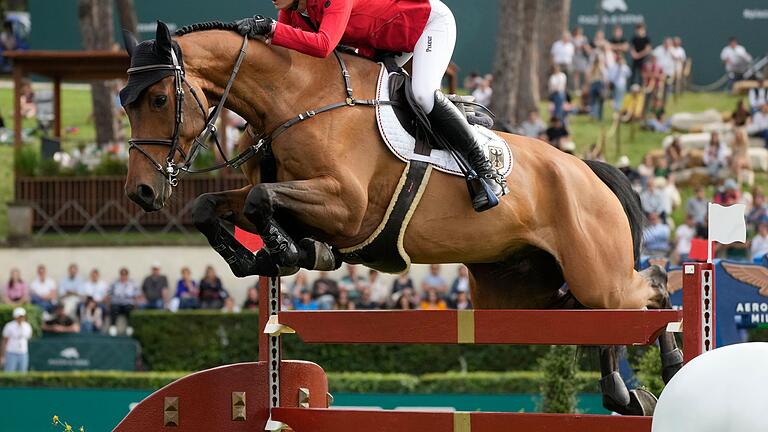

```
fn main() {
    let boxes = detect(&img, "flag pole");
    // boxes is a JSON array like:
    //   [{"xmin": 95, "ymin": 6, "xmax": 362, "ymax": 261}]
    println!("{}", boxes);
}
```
[{"xmin": 707, "ymin": 202, "xmax": 713, "ymax": 263}]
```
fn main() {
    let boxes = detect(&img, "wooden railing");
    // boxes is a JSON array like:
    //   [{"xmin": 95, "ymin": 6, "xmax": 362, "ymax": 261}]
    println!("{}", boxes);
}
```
[{"xmin": 14, "ymin": 175, "xmax": 248, "ymax": 230}]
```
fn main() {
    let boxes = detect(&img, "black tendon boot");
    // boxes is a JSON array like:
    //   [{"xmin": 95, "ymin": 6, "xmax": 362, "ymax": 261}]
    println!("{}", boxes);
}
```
[{"xmin": 428, "ymin": 90, "xmax": 508, "ymax": 211}]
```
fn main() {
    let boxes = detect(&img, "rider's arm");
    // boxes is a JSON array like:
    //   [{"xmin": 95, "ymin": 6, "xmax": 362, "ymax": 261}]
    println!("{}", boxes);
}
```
[{"xmin": 271, "ymin": 0, "xmax": 353, "ymax": 58}]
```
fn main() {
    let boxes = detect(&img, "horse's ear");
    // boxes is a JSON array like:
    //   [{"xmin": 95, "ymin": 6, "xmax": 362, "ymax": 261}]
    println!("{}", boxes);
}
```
[
  {"xmin": 155, "ymin": 20, "xmax": 173, "ymax": 54},
  {"xmin": 122, "ymin": 29, "xmax": 139, "ymax": 58}
]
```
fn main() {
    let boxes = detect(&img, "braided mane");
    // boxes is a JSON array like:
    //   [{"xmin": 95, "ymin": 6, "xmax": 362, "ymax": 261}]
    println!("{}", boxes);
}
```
[{"xmin": 175, "ymin": 21, "xmax": 240, "ymax": 37}]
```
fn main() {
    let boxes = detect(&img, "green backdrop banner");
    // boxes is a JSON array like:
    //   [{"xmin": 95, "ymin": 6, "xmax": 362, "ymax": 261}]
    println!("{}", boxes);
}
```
[{"xmin": 28, "ymin": 334, "xmax": 138, "ymax": 371}]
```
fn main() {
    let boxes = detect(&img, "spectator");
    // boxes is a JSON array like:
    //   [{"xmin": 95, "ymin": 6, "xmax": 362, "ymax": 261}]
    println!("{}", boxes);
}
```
[
  {"xmin": 653, "ymin": 38, "xmax": 675, "ymax": 102},
  {"xmin": 42, "ymin": 304, "xmax": 79, "ymax": 334},
  {"xmin": 82, "ymin": 269, "xmax": 108, "ymax": 306},
  {"xmin": 29, "ymin": 264, "xmax": 57, "ymax": 312},
  {"xmin": 646, "ymin": 109, "xmax": 671, "ymax": 133},
  {"xmin": 748, "ymin": 79, "xmax": 767, "ymax": 114},
  {"xmin": 642, "ymin": 54, "xmax": 665, "ymax": 114},
  {"xmin": 607, "ymin": 53, "xmax": 631, "ymax": 112},
  {"xmin": 747, "ymin": 104, "xmax": 768, "ymax": 147},
  {"xmin": 703, "ymin": 131, "xmax": 731, "ymax": 177},
  {"xmin": 471, "ymin": 75, "xmax": 493, "ymax": 107},
  {"xmin": 335, "ymin": 289, "xmax": 356, "ymax": 310},
  {"xmin": 393, "ymin": 291, "xmax": 416, "ymax": 310},
  {"xmin": 78, "ymin": 297, "xmax": 103, "ymax": 333},
  {"xmin": 732, "ymin": 99, "xmax": 751, "ymax": 128},
  {"xmin": 19, "ymin": 79, "xmax": 35, "ymax": 119},
  {"xmin": 673, "ymin": 215, "xmax": 697, "ymax": 265},
  {"xmin": 571, "ymin": 27, "xmax": 590, "ymax": 93},
  {"xmin": 107, "ymin": 267, "xmax": 139, "ymax": 335},
  {"xmin": 660, "ymin": 174, "xmax": 681, "ymax": 216},
  {"xmin": 1, "ymin": 307, "xmax": 32, "ymax": 373},
  {"xmin": 545, "ymin": 116, "xmax": 571, "ymax": 150},
  {"xmin": 141, "ymin": 263, "xmax": 168, "ymax": 310},
  {"xmin": 620, "ymin": 84, "xmax": 645, "ymax": 122},
  {"xmin": 289, "ymin": 271, "xmax": 310, "ymax": 301},
  {"xmin": 747, "ymin": 192, "xmax": 768, "ymax": 229},
  {"xmin": 0, "ymin": 20, "xmax": 17, "ymax": 51},
  {"xmin": 339, "ymin": 265, "xmax": 366, "ymax": 301},
  {"xmin": 174, "ymin": 267, "xmax": 199, "ymax": 310},
  {"xmin": 548, "ymin": 65, "xmax": 568, "ymax": 121},
  {"xmin": 587, "ymin": 59, "xmax": 607, "ymax": 121},
  {"xmin": 551, "ymin": 31, "xmax": 575, "ymax": 79},
  {"xmin": 671, "ymin": 36, "xmax": 687, "ymax": 93},
  {"xmin": 629, "ymin": 23, "xmax": 652, "ymax": 85},
  {"xmin": 355, "ymin": 287, "xmax": 380, "ymax": 310},
  {"xmin": 450, "ymin": 266, "xmax": 470, "ymax": 297},
  {"xmin": 222, "ymin": 297, "xmax": 241, "ymax": 313},
  {"xmin": 750, "ymin": 222, "xmax": 768, "ymax": 261},
  {"xmin": 640, "ymin": 178, "xmax": 669, "ymax": 220},
  {"xmin": 520, "ymin": 110, "xmax": 546, "ymax": 138},
  {"xmin": 311, "ymin": 271, "xmax": 338, "ymax": 310},
  {"xmin": 609, "ymin": 25, "xmax": 629, "ymax": 54},
  {"xmin": 419, "ymin": 288, "xmax": 448, "ymax": 310},
  {"xmin": 463, "ymin": 72, "xmax": 480, "ymax": 92},
  {"xmin": 59, "ymin": 263, "xmax": 84, "ymax": 303},
  {"xmin": 686, "ymin": 186, "xmax": 709, "ymax": 226},
  {"xmin": 642, "ymin": 212, "xmax": 671, "ymax": 257},
  {"xmin": 637, "ymin": 154, "xmax": 655, "ymax": 186},
  {"xmin": 242, "ymin": 286, "xmax": 259, "ymax": 311},
  {"xmin": 453, "ymin": 290, "xmax": 472, "ymax": 310},
  {"xmin": 199, "ymin": 266, "xmax": 227, "ymax": 310},
  {"xmin": 392, "ymin": 271, "xmax": 414, "ymax": 295},
  {"xmin": 731, "ymin": 128, "xmax": 752, "ymax": 183},
  {"xmin": 714, "ymin": 179, "xmax": 741, "ymax": 207},
  {"xmin": 4, "ymin": 268, "xmax": 29, "ymax": 305},
  {"xmin": 665, "ymin": 137, "xmax": 685, "ymax": 172},
  {"xmin": 616, "ymin": 155, "xmax": 641, "ymax": 186},
  {"xmin": 367, "ymin": 270, "xmax": 389, "ymax": 306},
  {"xmin": 720, "ymin": 37, "xmax": 752, "ymax": 89},
  {"xmin": 421, "ymin": 264, "xmax": 448, "ymax": 298}
]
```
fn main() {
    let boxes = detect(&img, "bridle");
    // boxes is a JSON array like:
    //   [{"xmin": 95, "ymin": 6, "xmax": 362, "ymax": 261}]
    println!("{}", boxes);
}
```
[
  {"xmin": 127, "ymin": 33, "xmax": 401, "ymax": 188},
  {"xmin": 127, "ymin": 36, "xmax": 250, "ymax": 187}
]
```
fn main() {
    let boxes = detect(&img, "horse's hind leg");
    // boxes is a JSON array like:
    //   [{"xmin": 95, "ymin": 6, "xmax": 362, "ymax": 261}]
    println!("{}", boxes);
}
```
[
  {"xmin": 549, "ymin": 290, "xmax": 657, "ymax": 416},
  {"xmin": 641, "ymin": 265, "xmax": 684, "ymax": 383}
]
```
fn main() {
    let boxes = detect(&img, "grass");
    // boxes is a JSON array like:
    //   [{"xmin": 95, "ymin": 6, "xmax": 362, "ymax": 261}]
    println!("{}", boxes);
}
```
[{"xmin": 0, "ymin": 86, "xmax": 763, "ymax": 244}]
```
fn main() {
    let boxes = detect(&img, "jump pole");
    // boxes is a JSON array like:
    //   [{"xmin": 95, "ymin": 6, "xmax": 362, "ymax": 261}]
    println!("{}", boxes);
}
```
[{"xmin": 260, "ymin": 262, "xmax": 715, "ymax": 432}]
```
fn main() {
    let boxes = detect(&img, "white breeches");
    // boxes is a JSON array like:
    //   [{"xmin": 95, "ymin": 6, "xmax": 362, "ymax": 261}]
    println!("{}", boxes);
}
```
[{"xmin": 395, "ymin": 0, "xmax": 456, "ymax": 114}]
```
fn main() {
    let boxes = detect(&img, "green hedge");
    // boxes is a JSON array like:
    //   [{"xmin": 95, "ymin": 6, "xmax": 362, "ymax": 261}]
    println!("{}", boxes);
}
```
[
  {"xmin": 131, "ymin": 311, "xmax": 559, "ymax": 373},
  {"xmin": 0, "ymin": 370, "xmax": 601, "ymax": 394},
  {"xmin": 0, "ymin": 304, "xmax": 43, "ymax": 336}
]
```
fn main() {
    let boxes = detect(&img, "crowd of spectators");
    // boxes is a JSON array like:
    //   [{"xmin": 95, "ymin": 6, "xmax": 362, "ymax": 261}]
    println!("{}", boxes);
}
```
[{"xmin": 1, "ymin": 262, "xmax": 476, "ymax": 335}]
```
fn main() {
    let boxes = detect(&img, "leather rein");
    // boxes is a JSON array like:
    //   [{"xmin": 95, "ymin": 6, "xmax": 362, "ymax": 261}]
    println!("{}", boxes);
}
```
[{"xmin": 127, "ymin": 34, "xmax": 395, "ymax": 187}]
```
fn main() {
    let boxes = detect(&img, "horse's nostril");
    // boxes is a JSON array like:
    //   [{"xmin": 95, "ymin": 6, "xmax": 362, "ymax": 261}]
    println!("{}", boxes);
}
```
[{"xmin": 137, "ymin": 184, "xmax": 156, "ymax": 204}]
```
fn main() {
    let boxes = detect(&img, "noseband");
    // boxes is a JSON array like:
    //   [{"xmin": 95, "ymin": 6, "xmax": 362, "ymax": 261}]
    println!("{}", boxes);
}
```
[{"xmin": 127, "ymin": 36, "xmax": 249, "ymax": 186}]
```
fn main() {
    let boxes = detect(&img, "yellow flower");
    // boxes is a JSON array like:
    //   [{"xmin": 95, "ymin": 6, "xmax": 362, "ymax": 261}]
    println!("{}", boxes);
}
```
[
  {"xmin": 52, "ymin": 415, "xmax": 60, "ymax": 425},
  {"xmin": 80, "ymin": 427, "xmax": 85, "ymax": 432},
  {"xmin": 64, "ymin": 422, "xmax": 73, "ymax": 431}
]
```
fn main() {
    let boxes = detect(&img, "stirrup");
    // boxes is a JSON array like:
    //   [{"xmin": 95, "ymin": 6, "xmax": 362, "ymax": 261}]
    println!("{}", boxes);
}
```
[{"xmin": 466, "ymin": 170, "xmax": 504, "ymax": 212}]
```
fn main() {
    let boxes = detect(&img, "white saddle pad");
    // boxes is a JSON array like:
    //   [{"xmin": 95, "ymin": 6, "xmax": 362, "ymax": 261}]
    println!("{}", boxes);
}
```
[{"xmin": 374, "ymin": 66, "xmax": 513, "ymax": 178}]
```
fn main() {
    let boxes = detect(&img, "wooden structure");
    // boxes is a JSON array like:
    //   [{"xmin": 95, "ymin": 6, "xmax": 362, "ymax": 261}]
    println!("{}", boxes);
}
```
[
  {"xmin": 113, "ymin": 262, "xmax": 715, "ymax": 432},
  {"xmin": 5, "ymin": 50, "xmax": 130, "ymax": 152}
]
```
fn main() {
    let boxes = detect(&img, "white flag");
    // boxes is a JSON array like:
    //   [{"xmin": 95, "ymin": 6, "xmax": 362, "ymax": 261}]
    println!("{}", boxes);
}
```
[{"xmin": 709, "ymin": 203, "xmax": 747, "ymax": 244}]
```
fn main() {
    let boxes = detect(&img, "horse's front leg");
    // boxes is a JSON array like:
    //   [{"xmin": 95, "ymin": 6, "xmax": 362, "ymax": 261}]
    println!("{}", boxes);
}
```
[
  {"xmin": 243, "ymin": 177, "xmax": 349, "ymax": 275},
  {"xmin": 191, "ymin": 186, "xmax": 278, "ymax": 277}
]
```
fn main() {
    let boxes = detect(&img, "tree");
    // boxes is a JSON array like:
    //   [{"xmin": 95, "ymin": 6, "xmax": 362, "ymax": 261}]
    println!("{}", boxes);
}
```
[
  {"xmin": 78, "ymin": 0, "xmax": 120, "ymax": 148},
  {"xmin": 515, "ymin": 0, "xmax": 541, "ymax": 123},
  {"xmin": 116, "ymin": 0, "xmax": 138, "ymax": 35},
  {"xmin": 537, "ymin": 0, "xmax": 572, "ymax": 96},
  {"xmin": 490, "ymin": 1, "xmax": 524, "ymax": 131}
]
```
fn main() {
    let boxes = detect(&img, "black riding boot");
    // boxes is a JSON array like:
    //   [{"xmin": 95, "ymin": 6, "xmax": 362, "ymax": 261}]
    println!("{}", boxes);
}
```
[{"xmin": 428, "ymin": 90, "xmax": 508, "ymax": 212}]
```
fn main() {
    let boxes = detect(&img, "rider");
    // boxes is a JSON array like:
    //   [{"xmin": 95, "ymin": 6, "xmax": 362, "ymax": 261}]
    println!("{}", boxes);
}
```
[{"xmin": 236, "ymin": 0, "xmax": 508, "ymax": 211}]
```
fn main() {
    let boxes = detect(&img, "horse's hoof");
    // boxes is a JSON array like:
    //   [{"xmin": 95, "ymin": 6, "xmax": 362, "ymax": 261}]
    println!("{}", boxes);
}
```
[
  {"xmin": 605, "ymin": 389, "xmax": 657, "ymax": 416},
  {"xmin": 299, "ymin": 238, "xmax": 339, "ymax": 271}
]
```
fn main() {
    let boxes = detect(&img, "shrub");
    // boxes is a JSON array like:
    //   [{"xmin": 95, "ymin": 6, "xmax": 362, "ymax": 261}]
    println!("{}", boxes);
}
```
[
  {"xmin": 538, "ymin": 345, "xmax": 578, "ymax": 413},
  {"xmin": 14, "ymin": 144, "xmax": 39, "ymax": 176}
]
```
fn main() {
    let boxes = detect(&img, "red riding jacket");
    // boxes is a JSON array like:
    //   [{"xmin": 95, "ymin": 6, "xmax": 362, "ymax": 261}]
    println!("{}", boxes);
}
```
[{"xmin": 272, "ymin": 0, "xmax": 431, "ymax": 58}]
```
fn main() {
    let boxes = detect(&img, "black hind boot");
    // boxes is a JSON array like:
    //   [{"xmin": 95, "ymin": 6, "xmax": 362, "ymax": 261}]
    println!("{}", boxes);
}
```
[{"xmin": 428, "ymin": 90, "xmax": 508, "ymax": 212}]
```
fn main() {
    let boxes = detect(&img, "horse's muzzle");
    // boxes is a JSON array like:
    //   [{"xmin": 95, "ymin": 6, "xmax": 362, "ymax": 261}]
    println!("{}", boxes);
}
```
[{"xmin": 126, "ymin": 183, "xmax": 164, "ymax": 212}]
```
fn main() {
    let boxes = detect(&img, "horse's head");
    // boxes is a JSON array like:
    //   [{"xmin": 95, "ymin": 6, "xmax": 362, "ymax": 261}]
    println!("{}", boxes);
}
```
[{"xmin": 121, "ymin": 21, "xmax": 209, "ymax": 211}]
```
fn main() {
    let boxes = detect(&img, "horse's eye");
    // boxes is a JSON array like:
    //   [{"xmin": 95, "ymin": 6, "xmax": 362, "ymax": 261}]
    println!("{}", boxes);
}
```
[{"xmin": 152, "ymin": 95, "xmax": 168, "ymax": 108}]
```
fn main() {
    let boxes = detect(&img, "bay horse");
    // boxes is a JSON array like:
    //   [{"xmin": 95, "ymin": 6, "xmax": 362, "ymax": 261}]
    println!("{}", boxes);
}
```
[{"xmin": 121, "ymin": 21, "xmax": 680, "ymax": 416}]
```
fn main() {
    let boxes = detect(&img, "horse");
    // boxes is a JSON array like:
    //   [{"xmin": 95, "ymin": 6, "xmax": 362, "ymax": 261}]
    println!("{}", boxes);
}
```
[{"xmin": 121, "ymin": 21, "xmax": 681, "ymax": 416}]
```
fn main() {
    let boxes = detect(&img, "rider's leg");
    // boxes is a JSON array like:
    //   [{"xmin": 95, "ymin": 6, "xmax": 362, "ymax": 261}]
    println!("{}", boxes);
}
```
[{"xmin": 411, "ymin": 0, "xmax": 507, "ymax": 211}]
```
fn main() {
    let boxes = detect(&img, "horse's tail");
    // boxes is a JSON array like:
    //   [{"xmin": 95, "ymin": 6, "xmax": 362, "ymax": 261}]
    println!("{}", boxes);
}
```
[{"xmin": 583, "ymin": 160, "xmax": 644, "ymax": 268}]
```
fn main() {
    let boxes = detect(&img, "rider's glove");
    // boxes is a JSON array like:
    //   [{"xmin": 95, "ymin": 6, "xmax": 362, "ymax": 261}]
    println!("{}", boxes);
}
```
[{"xmin": 236, "ymin": 15, "xmax": 276, "ymax": 39}]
